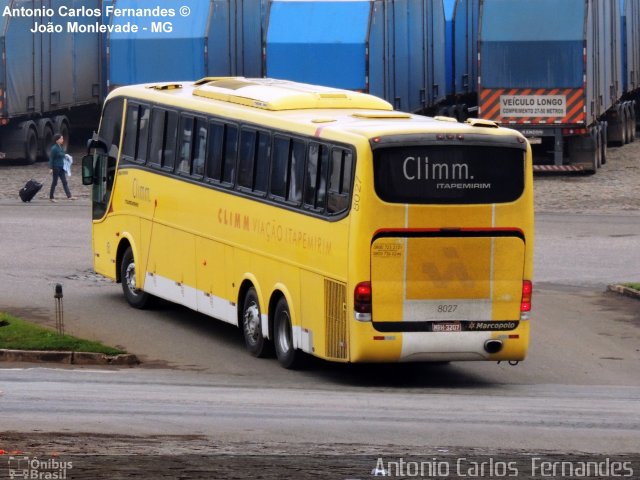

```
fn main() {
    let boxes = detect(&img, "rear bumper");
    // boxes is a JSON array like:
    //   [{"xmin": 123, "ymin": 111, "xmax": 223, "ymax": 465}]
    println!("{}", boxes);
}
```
[{"xmin": 349, "ymin": 319, "xmax": 530, "ymax": 363}]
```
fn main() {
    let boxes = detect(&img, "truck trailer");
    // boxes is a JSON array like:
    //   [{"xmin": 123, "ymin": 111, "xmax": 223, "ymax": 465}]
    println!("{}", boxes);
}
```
[
  {"xmin": 108, "ymin": 0, "xmax": 266, "ymax": 88},
  {"xmin": 438, "ymin": 0, "xmax": 478, "ymax": 120},
  {"xmin": 0, "ymin": 0, "xmax": 102, "ymax": 163},
  {"xmin": 265, "ymin": 0, "xmax": 447, "ymax": 113}
]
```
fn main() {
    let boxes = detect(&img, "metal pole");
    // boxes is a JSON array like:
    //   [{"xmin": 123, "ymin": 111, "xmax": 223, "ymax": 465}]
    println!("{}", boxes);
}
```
[{"xmin": 54, "ymin": 283, "xmax": 64, "ymax": 336}]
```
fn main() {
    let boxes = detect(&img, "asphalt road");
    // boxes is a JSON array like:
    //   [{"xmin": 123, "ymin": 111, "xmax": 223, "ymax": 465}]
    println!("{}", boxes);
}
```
[
  {"xmin": 0, "ymin": 201, "xmax": 639, "ymax": 383},
  {"xmin": 0, "ymin": 192, "xmax": 639, "ymax": 475},
  {"xmin": 1, "ymin": 368, "xmax": 639, "ymax": 455}
]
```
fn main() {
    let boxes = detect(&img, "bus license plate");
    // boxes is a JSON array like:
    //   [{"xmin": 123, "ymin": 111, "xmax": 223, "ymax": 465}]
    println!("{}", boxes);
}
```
[{"xmin": 432, "ymin": 322, "xmax": 461, "ymax": 332}]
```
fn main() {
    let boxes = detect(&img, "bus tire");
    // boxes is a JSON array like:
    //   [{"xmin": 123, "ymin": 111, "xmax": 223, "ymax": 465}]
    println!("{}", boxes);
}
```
[
  {"xmin": 121, "ymin": 247, "xmax": 152, "ymax": 309},
  {"xmin": 241, "ymin": 287, "xmax": 272, "ymax": 358},
  {"xmin": 273, "ymin": 297, "xmax": 306, "ymax": 369}
]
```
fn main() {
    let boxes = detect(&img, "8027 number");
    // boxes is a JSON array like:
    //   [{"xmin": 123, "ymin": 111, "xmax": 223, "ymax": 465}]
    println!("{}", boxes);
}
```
[{"xmin": 437, "ymin": 305, "xmax": 458, "ymax": 313}]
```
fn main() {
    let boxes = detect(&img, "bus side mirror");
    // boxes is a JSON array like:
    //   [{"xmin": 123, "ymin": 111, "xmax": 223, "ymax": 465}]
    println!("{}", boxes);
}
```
[{"xmin": 82, "ymin": 155, "xmax": 94, "ymax": 185}]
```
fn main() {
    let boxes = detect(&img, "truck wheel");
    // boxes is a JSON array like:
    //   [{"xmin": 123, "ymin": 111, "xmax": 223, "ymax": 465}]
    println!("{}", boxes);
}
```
[
  {"xmin": 631, "ymin": 102, "xmax": 637, "ymax": 141},
  {"xmin": 53, "ymin": 116, "xmax": 70, "ymax": 149},
  {"xmin": 583, "ymin": 128, "xmax": 599, "ymax": 174},
  {"xmin": 24, "ymin": 126, "xmax": 38, "ymax": 165},
  {"xmin": 601, "ymin": 122, "xmax": 608, "ymax": 165},
  {"xmin": 626, "ymin": 104, "xmax": 635, "ymax": 143},
  {"xmin": 455, "ymin": 103, "xmax": 468, "ymax": 122},
  {"xmin": 37, "ymin": 119, "xmax": 54, "ymax": 161}
]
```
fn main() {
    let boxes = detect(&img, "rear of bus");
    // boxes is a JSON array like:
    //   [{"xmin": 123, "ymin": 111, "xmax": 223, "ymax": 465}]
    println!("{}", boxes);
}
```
[{"xmin": 348, "ymin": 120, "xmax": 533, "ymax": 363}]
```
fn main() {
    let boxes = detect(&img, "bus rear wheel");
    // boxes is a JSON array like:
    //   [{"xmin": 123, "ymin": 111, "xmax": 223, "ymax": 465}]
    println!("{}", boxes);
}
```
[
  {"xmin": 241, "ymin": 287, "xmax": 272, "ymax": 357},
  {"xmin": 274, "ymin": 297, "xmax": 306, "ymax": 369},
  {"xmin": 121, "ymin": 247, "xmax": 152, "ymax": 309}
]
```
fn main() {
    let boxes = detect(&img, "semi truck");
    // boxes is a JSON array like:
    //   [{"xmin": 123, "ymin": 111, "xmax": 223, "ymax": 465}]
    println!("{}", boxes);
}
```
[
  {"xmin": 477, "ymin": 0, "xmax": 640, "ymax": 172},
  {"xmin": 0, "ymin": 0, "xmax": 102, "ymax": 163}
]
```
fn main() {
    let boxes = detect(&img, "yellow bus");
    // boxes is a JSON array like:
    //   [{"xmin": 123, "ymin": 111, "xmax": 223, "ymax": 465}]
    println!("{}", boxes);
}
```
[{"xmin": 82, "ymin": 77, "xmax": 534, "ymax": 369}]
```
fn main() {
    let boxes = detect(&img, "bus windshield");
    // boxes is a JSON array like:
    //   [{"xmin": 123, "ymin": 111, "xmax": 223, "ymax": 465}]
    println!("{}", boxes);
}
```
[{"xmin": 373, "ymin": 145, "xmax": 525, "ymax": 204}]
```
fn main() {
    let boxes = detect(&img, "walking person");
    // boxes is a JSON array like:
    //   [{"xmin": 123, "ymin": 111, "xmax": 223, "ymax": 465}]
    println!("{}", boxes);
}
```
[{"xmin": 49, "ymin": 134, "xmax": 76, "ymax": 202}]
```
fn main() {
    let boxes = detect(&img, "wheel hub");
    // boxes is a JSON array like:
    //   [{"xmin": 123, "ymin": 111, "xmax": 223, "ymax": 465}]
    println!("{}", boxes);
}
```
[
  {"xmin": 125, "ymin": 263, "xmax": 138, "ymax": 296},
  {"xmin": 244, "ymin": 304, "xmax": 261, "ymax": 343}
]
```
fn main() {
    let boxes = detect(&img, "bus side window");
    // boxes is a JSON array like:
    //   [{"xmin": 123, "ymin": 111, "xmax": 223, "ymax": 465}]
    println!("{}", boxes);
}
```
[
  {"xmin": 98, "ymin": 98, "xmax": 124, "ymax": 156},
  {"xmin": 270, "ymin": 136, "xmax": 289, "ymax": 199},
  {"xmin": 122, "ymin": 104, "xmax": 150, "ymax": 164},
  {"xmin": 327, "ymin": 148, "xmax": 353, "ymax": 214},
  {"xmin": 238, "ymin": 128, "xmax": 257, "ymax": 190},
  {"xmin": 122, "ymin": 104, "xmax": 138, "ymax": 161},
  {"xmin": 304, "ymin": 143, "xmax": 329, "ymax": 212},
  {"xmin": 192, "ymin": 118, "xmax": 207, "ymax": 178},
  {"xmin": 148, "ymin": 108, "xmax": 165, "ymax": 167},
  {"xmin": 163, "ymin": 111, "xmax": 178, "ymax": 171},
  {"xmin": 206, "ymin": 121, "xmax": 224, "ymax": 181},
  {"xmin": 254, "ymin": 131, "xmax": 270, "ymax": 194},
  {"xmin": 137, "ymin": 106, "xmax": 150, "ymax": 163},
  {"xmin": 222, "ymin": 124, "xmax": 238, "ymax": 186},
  {"xmin": 288, "ymin": 139, "xmax": 305, "ymax": 205},
  {"xmin": 239, "ymin": 129, "xmax": 270, "ymax": 196},
  {"xmin": 178, "ymin": 116, "xmax": 194, "ymax": 175}
]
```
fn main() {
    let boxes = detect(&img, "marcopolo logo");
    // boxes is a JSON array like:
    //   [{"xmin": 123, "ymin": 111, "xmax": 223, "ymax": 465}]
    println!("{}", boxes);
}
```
[{"xmin": 7, "ymin": 456, "xmax": 73, "ymax": 479}]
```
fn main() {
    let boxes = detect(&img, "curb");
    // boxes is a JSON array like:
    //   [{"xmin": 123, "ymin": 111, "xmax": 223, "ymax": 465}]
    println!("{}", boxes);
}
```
[
  {"xmin": 607, "ymin": 284, "xmax": 640, "ymax": 300},
  {"xmin": 0, "ymin": 349, "xmax": 139, "ymax": 366}
]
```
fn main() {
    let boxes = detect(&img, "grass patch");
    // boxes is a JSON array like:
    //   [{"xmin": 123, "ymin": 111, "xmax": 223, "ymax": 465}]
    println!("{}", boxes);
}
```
[
  {"xmin": 622, "ymin": 283, "xmax": 640, "ymax": 291},
  {"xmin": 0, "ymin": 313, "xmax": 124, "ymax": 355}
]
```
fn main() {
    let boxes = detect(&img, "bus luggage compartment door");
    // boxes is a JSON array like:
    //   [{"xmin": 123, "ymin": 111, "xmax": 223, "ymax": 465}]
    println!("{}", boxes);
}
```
[{"xmin": 370, "ymin": 233, "xmax": 525, "ymax": 325}]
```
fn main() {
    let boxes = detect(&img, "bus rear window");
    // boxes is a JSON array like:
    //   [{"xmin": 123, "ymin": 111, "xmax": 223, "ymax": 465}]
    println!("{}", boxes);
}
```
[{"xmin": 373, "ymin": 145, "xmax": 525, "ymax": 204}]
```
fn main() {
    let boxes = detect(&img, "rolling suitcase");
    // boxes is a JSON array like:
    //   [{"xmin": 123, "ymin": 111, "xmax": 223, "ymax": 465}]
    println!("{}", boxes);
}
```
[{"xmin": 19, "ymin": 179, "xmax": 43, "ymax": 202}]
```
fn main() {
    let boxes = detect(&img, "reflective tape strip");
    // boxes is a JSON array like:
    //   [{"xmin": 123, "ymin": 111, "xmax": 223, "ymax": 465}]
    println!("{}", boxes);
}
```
[
  {"xmin": 479, "ymin": 88, "xmax": 586, "ymax": 125},
  {"xmin": 533, "ymin": 165, "xmax": 584, "ymax": 172}
]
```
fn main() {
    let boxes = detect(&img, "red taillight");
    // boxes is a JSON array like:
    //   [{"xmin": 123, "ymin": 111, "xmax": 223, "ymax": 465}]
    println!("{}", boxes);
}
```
[
  {"xmin": 521, "ymin": 280, "xmax": 533, "ymax": 312},
  {"xmin": 562, "ymin": 127, "xmax": 588, "ymax": 136},
  {"xmin": 354, "ymin": 281, "xmax": 372, "ymax": 314}
]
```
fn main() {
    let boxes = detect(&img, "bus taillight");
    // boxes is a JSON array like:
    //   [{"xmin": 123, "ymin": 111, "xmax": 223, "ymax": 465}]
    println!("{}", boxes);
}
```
[
  {"xmin": 354, "ymin": 281, "xmax": 372, "ymax": 321},
  {"xmin": 521, "ymin": 280, "xmax": 533, "ymax": 316}
]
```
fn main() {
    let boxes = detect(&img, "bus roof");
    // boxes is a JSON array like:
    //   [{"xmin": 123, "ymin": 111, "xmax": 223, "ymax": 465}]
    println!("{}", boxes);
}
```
[
  {"xmin": 109, "ymin": 78, "xmax": 520, "ymax": 141},
  {"xmin": 193, "ymin": 77, "xmax": 393, "ymax": 111}
]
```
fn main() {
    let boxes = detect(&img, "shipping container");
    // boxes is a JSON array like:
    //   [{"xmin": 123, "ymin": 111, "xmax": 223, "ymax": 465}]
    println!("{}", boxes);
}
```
[
  {"xmin": 0, "ymin": 0, "xmax": 102, "ymax": 162},
  {"xmin": 478, "ymin": 0, "xmax": 630, "ymax": 172},
  {"xmin": 108, "ymin": 0, "xmax": 266, "ymax": 88},
  {"xmin": 265, "ymin": 0, "xmax": 446, "ymax": 113}
]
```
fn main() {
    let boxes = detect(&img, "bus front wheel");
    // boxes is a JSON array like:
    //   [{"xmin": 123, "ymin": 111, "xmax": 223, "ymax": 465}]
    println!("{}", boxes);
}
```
[
  {"xmin": 241, "ymin": 287, "xmax": 272, "ymax": 357},
  {"xmin": 274, "ymin": 297, "xmax": 306, "ymax": 369},
  {"xmin": 121, "ymin": 247, "xmax": 152, "ymax": 309}
]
